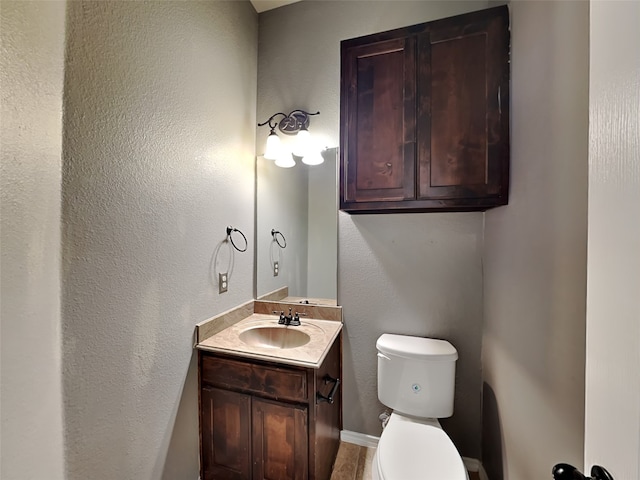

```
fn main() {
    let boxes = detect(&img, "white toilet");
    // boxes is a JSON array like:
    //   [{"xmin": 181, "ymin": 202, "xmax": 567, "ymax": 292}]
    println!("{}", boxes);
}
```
[{"xmin": 372, "ymin": 333, "xmax": 469, "ymax": 480}]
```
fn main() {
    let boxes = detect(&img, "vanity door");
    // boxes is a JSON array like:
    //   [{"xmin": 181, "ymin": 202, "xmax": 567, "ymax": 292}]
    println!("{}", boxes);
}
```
[
  {"xmin": 201, "ymin": 387, "xmax": 252, "ymax": 480},
  {"xmin": 252, "ymin": 397, "xmax": 308, "ymax": 480}
]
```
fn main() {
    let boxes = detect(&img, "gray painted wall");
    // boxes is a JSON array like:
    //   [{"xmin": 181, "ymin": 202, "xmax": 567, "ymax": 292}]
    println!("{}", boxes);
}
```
[
  {"xmin": 340, "ymin": 213, "xmax": 484, "ymax": 457},
  {"xmin": 482, "ymin": 1, "xmax": 589, "ymax": 479},
  {"xmin": 258, "ymin": 0, "xmax": 489, "ymax": 459},
  {"xmin": 0, "ymin": 2, "xmax": 67, "ymax": 479},
  {"xmin": 61, "ymin": 2, "xmax": 257, "ymax": 478}
]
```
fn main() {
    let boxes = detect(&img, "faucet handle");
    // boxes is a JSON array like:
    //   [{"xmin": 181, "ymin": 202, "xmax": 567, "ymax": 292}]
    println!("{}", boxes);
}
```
[
  {"xmin": 290, "ymin": 311, "xmax": 306, "ymax": 326},
  {"xmin": 273, "ymin": 310, "xmax": 286, "ymax": 324}
]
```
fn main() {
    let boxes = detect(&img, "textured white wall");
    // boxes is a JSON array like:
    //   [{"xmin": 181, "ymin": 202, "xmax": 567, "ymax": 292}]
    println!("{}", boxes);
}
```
[
  {"xmin": 61, "ymin": 2, "xmax": 257, "ymax": 479},
  {"xmin": 482, "ymin": 2, "xmax": 589, "ymax": 479},
  {"xmin": 0, "ymin": 2, "xmax": 67, "ymax": 479},
  {"xmin": 585, "ymin": 2, "xmax": 640, "ymax": 478},
  {"xmin": 258, "ymin": 1, "xmax": 489, "ymax": 458}
]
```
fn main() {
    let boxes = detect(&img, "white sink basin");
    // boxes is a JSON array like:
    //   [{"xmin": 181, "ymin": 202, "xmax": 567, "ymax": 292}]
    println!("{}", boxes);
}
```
[{"xmin": 239, "ymin": 326, "xmax": 311, "ymax": 349}]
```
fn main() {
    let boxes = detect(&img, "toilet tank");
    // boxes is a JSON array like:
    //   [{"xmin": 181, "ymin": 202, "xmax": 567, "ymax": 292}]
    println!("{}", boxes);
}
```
[{"xmin": 377, "ymin": 334, "xmax": 458, "ymax": 418}]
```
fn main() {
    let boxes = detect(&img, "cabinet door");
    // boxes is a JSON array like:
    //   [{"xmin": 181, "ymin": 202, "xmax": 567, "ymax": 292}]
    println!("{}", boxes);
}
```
[
  {"xmin": 417, "ymin": 8, "xmax": 509, "ymax": 204},
  {"xmin": 201, "ymin": 387, "xmax": 251, "ymax": 480},
  {"xmin": 341, "ymin": 35, "xmax": 416, "ymax": 206},
  {"xmin": 252, "ymin": 398, "xmax": 308, "ymax": 480}
]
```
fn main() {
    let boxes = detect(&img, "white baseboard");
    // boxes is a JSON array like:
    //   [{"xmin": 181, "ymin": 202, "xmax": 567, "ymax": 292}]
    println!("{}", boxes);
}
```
[
  {"xmin": 463, "ymin": 457, "xmax": 489, "ymax": 480},
  {"xmin": 340, "ymin": 430, "xmax": 380, "ymax": 448},
  {"xmin": 463, "ymin": 457, "xmax": 481, "ymax": 472}
]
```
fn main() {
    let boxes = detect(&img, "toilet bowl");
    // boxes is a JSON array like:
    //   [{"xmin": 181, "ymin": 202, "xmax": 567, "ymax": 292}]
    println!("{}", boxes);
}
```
[
  {"xmin": 372, "ymin": 413, "xmax": 468, "ymax": 480},
  {"xmin": 373, "ymin": 334, "xmax": 468, "ymax": 480}
]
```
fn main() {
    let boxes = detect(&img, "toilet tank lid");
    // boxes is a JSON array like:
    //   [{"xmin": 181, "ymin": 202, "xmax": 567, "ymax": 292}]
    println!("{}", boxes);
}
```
[{"xmin": 376, "ymin": 334, "xmax": 458, "ymax": 361}]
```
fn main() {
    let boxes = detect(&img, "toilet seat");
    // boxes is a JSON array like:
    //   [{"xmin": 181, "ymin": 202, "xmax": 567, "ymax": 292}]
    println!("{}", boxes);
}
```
[{"xmin": 374, "ymin": 416, "xmax": 468, "ymax": 480}]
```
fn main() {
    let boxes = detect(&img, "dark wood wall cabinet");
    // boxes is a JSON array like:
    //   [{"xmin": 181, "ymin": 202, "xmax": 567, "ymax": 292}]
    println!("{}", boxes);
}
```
[
  {"xmin": 199, "ymin": 334, "xmax": 342, "ymax": 480},
  {"xmin": 340, "ymin": 6, "xmax": 510, "ymax": 213}
]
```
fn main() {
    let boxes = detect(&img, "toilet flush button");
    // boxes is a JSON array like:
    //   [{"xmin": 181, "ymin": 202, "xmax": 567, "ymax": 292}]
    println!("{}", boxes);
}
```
[{"xmin": 412, "ymin": 384, "xmax": 421, "ymax": 393}]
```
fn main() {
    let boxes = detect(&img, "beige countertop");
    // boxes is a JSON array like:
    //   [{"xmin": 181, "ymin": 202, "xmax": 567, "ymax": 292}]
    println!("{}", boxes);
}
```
[{"xmin": 196, "ymin": 313, "xmax": 342, "ymax": 368}]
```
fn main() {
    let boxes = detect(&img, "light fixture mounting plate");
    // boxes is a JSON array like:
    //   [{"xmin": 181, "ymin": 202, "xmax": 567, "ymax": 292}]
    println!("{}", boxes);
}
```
[{"xmin": 278, "ymin": 111, "xmax": 310, "ymax": 135}]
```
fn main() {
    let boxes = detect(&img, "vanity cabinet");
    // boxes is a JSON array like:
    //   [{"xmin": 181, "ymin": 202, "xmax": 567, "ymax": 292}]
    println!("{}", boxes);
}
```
[
  {"xmin": 199, "ymin": 333, "xmax": 342, "ymax": 480},
  {"xmin": 340, "ymin": 6, "xmax": 510, "ymax": 213}
]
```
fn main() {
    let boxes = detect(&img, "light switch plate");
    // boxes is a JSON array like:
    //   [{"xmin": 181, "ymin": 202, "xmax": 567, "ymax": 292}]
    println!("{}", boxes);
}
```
[
  {"xmin": 219, "ymin": 273, "xmax": 228, "ymax": 293},
  {"xmin": 273, "ymin": 261, "xmax": 279, "ymax": 277}
]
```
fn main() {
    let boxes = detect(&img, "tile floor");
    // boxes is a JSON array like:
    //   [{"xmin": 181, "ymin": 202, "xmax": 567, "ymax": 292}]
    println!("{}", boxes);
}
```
[
  {"xmin": 330, "ymin": 442, "xmax": 481, "ymax": 480},
  {"xmin": 330, "ymin": 442, "xmax": 376, "ymax": 480}
]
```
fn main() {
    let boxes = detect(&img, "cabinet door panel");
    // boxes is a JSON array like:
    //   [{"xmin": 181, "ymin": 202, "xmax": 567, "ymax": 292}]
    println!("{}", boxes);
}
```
[
  {"xmin": 418, "ymin": 10, "xmax": 509, "ymax": 201},
  {"xmin": 430, "ymin": 34, "xmax": 487, "ymax": 187},
  {"xmin": 342, "ymin": 37, "xmax": 416, "ymax": 204},
  {"xmin": 201, "ymin": 387, "xmax": 251, "ymax": 480},
  {"xmin": 252, "ymin": 398, "xmax": 308, "ymax": 480}
]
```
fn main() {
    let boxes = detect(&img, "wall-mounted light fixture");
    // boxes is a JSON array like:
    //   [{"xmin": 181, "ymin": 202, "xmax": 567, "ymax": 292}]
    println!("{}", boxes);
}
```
[{"xmin": 258, "ymin": 109, "xmax": 322, "ymax": 168}]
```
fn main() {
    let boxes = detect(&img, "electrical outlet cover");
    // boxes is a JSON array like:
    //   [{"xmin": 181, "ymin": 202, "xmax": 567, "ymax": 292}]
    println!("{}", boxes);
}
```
[{"xmin": 219, "ymin": 273, "xmax": 228, "ymax": 293}]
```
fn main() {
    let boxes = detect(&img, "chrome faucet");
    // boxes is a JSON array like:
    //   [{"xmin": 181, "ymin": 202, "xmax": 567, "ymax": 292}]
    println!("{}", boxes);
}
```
[{"xmin": 274, "ymin": 308, "xmax": 306, "ymax": 326}]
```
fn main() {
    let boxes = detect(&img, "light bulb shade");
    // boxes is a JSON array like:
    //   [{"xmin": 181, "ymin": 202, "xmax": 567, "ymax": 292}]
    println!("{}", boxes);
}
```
[
  {"xmin": 292, "ymin": 128, "xmax": 311, "ymax": 157},
  {"xmin": 264, "ymin": 132, "xmax": 281, "ymax": 160},
  {"xmin": 275, "ymin": 153, "xmax": 296, "ymax": 168},
  {"xmin": 302, "ymin": 149, "xmax": 324, "ymax": 166}
]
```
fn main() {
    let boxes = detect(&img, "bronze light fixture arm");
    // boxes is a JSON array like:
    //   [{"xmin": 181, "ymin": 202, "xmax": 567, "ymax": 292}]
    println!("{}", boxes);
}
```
[
  {"xmin": 258, "ymin": 112, "xmax": 288, "ymax": 133},
  {"xmin": 258, "ymin": 110, "xmax": 320, "ymax": 135}
]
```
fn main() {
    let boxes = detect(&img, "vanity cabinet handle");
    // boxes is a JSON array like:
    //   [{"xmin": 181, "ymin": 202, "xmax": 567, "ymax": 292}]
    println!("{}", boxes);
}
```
[{"xmin": 316, "ymin": 375, "xmax": 340, "ymax": 405}]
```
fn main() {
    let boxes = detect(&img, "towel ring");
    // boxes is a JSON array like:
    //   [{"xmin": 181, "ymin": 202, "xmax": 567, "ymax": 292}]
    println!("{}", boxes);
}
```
[
  {"xmin": 271, "ymin": 229, "xmax": 287, "ymax": 249},
  {"xmin": 226, "ymin": 226, "xmax": 247, "ymax": 252}
]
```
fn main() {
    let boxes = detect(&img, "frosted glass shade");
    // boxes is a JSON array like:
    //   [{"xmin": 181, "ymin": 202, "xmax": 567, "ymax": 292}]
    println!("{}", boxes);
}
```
[
  {"xmin": 302, "ymin": 149, "xmax": 324, "ymax": 166},
  {"xmin": 264, "ymin": 132, "xmax": 281, "ymax": 160},
  {"xmin": 292, "ymin": 128, "xmax": 311, "ymax": 157},
  {"xmin": 275, "ymin": 153, "xmax": 295, "ymax": 168}
]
